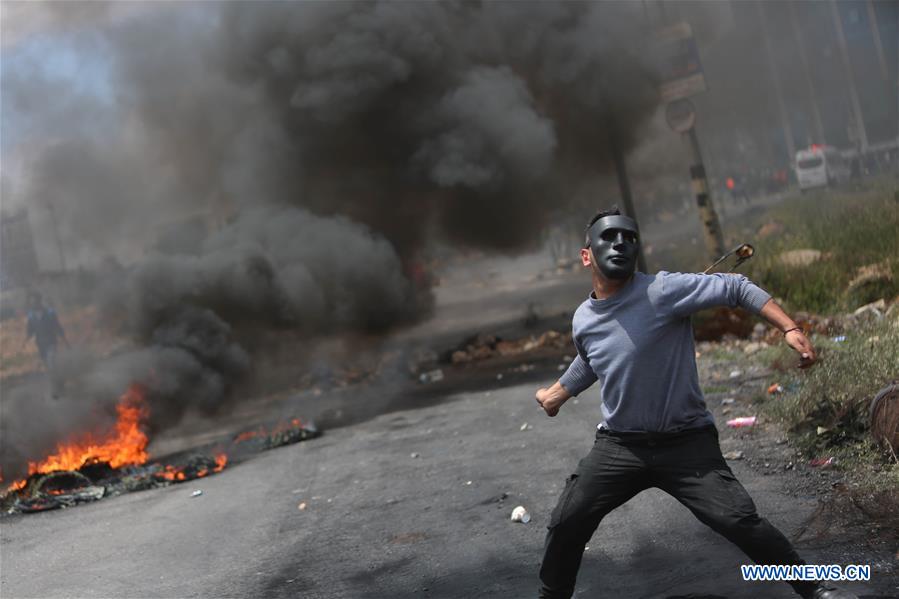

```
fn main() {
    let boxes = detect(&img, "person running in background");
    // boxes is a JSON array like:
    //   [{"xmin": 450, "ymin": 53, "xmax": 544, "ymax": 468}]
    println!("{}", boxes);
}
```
[{"xmin": 22, "ymin": 291, "xmax": 69, "ymax": 371}]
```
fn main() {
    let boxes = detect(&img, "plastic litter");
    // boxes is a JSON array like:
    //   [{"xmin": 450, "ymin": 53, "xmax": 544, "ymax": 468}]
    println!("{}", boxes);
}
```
[
  {"xmin": 723, "ymin": 450, "xmax": 744, "ymax": 460},
  {"xmin": 809, "ymin": 457, "xmax": 835, "ymax": 468},
  {"xmin": 726, "ymin": 416, "xmax": 756, "ymax": 428},
  {"xmin": 419, "ymin": 369, "xmax": 444, "ymax": 384},
  {"xmin": 767, "ymin": 383, "xmax": 784, "ymax": 395},
  {"xmin": 721, "ymin": 398, "xmax": 735, "ymax": 405},
  {"xmin": 520, "ymin": 422, "xmax": 532, "ymax": 431},
  {"xmin": 729, "ymin": 370, "xmax": 742, "ymax": 379},
  {"xmin": 191, "ymin": 490, "xmax": 203, "ymax": 497},
  {"xmin": 510, "ymin": 506, "xmax": 531, "ymax": 523}
]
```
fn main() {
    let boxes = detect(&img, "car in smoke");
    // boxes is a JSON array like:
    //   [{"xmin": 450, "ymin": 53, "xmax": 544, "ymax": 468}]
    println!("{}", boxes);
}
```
[{"xmin": 794, "ymin": 145, "xmax": 850, "ymax": 192}]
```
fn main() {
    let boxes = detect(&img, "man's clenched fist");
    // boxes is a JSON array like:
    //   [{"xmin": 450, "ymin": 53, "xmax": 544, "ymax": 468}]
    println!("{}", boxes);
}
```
[{"xmin": 535, "ymin": 382, "xmax": 572, "ymax": 417}]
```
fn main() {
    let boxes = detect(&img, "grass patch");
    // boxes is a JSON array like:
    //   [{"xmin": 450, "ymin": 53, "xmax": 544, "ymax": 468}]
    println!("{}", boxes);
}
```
[
  {"xmin": 649, "ymin": 182, "xmax": 899, "ymax": 318},
  {"xmin": 702, "ymin": 384, "xmax": 730, "ymax": 394},
  {"xmin": 746, "ymin": 185, "xmax": 899, "ymax": 314},
  {"xmin": 697, "ymin": 345, "xmax": 742, "ymax": 362},
  {"xmin": 761, "ymin": 319, "xmax": 898, "ymax": 473}
]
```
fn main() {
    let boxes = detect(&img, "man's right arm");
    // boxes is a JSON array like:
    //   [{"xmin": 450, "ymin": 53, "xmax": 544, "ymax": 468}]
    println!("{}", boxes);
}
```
[
  {"xmin": 536, "ymin": 337, "xmax": 598, "ymax": 417},
  {"xmin": 558, "ymin": 352, "xmax": 597, "ymax": 396}
]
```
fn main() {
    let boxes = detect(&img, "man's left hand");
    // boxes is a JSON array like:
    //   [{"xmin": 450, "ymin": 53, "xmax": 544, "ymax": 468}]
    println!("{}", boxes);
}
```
[{"xmin": 785, "ymin": 329, "xmax": 817, "ymax": 369}]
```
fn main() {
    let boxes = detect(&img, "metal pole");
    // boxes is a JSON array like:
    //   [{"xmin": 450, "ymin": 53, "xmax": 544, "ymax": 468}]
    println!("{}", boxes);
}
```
[
  {"xmin": 830, "ymin": 0, "xmax": 870, "ymax": 152},
  {"xmin": 789, "ymin": 0, "xmax": 827, "ymax": 145},
  {"xmin": 651, "ymin": 1, "xmax": 722, "ymax": 263},
  {"xmin": 757, "ymin": 1, "xmax": 796, "ymax": 161},
  {"xmin": 684, "ymin": 127, "xmax": 724, "ymax": 261},
  {"xmin": 609, "ymin": 124, "xmax": 647, "ymax": 273},
  {"xmin": 865, "ymin": 0, "xmax": 889, "ymax": 81}
]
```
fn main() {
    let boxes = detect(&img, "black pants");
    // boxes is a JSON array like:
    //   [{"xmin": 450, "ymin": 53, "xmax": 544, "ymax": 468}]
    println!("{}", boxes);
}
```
[{"xmin": 539, "ymin": 425, "xmax": 816, "ymax": 598}]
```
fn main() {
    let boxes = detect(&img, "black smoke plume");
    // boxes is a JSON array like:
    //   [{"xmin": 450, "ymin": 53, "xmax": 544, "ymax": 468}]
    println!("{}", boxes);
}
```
[{"xmin": 1, "ymin": 1, "xmax": 660, "ymax": 478}]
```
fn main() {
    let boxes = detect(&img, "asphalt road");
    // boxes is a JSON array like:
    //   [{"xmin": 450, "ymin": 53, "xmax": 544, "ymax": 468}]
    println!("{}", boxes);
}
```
[
  {"xmin": 2, "ymin": 377, "xmax": 894, "ymax": 598},
  {"xmin": 4, "ymin": 189, "xmax": 896, "ymax": 599}
]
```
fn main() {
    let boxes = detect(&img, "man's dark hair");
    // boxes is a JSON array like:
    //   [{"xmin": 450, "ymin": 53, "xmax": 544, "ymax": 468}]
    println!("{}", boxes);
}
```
[{"xmin": 585, "ymin": 206, "xmax": 621, "ymax": 247}]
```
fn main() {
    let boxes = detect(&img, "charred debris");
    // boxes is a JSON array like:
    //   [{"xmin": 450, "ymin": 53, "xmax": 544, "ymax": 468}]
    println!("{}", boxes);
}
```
[{"xmin": 2, "ymin": 418, "xmax": 319, "ymax": 516}]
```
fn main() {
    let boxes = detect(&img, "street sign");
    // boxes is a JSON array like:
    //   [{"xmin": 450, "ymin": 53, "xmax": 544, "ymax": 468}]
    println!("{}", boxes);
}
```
[
  {"xmin": 665, "ymin": 98, "xmax": 696, "ymax": 133},
  {"xmin": 654, "ymin": 22, "xmax": 707, "ymax": 103}
]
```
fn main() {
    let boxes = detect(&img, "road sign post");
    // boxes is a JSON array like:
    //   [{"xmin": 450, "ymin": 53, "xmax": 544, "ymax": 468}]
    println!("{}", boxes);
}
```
[{"xmin": 655, "ymin": 23, "xmax": 724, "ymax": 261}]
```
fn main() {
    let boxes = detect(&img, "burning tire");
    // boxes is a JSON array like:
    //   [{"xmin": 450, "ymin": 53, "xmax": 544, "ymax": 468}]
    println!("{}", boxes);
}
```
[{"xmin": 12, "ymin": 470, "xmax": 106, "ymax": 513}]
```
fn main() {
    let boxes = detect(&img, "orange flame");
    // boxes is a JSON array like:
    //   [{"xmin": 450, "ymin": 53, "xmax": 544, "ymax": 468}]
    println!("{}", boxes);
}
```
[
  {"xmin": 5, "ymin": 384, "xmax": 149, "ymax": 492},
  {"xmin": 157, "ymin": 453, "xmax": 227, "ymax": 481},
  {"xmin": 234, "ymin": 428, "xmax": 264, "ymax": 443},
  {"xmin": 157, "ymin": 465, "xmax": 187, "ymax": 482},
  {"xmin": 3, "ymin": 385, "xmax": 235, "ymax": 495}
]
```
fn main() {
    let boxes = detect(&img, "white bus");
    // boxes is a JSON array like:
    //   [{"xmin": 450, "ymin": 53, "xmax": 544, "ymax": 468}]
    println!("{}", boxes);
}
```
[{"xmin": 795, "ymin": 145, "xmax": 850, "ymax": 191}]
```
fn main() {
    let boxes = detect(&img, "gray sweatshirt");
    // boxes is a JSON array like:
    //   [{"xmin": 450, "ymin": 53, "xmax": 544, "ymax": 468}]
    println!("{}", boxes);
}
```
[{"xmin": 559, "ymin": 271, "xmax": 771, "ymax": 433}]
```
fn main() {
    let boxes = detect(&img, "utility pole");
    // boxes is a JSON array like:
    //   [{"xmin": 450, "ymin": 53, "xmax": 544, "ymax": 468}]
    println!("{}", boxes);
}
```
[
  {"xmin": 685, "ymin": 127, "xmax": 724, "ymax": 259},
  {"xmin": 608, "ymin": 124, "xmax": 647, "ymax": 273},
  {"xmin": 830, "ymin": 0, "xmax": 869, "ymax": 152},
  {"xmin": 865, "ymin": 0, "xmax": 889, "ymax": 82},
  {"xmin": 789, "ymin": 1, "xmax": 826, "ymax": 145},
  {"xmin": 654, "ymin": 14, "xmax": 725, "ymax": 262},
  {"xmin": 757, "ymin": 1, "xmax": 796, "ymax": 161},
  {"xmin": 667, "ymin": 100, "xmax": 724, "ymax": 260}
]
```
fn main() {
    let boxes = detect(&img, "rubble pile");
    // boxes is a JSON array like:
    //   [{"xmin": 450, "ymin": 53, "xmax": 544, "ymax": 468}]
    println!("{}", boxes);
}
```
[
  {"xmin": 696, "ymin": 296, "xmax": 898, "ymax": 347},
  {"xmin": 293, "ymin": 359, "xmax": 396, "ymax": 392},
  {"xmin": 449, "ymin": 330, "xmax": 571, "ymax": 365},
  {"xmin": 845, "ymin": 261, "xmax": 895, "ymax": 307},
  {"xmin": 692, "ymin": 307, "xmax": 756, "ymax": 341}
]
